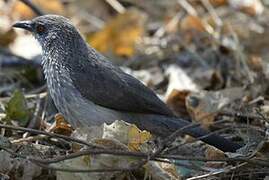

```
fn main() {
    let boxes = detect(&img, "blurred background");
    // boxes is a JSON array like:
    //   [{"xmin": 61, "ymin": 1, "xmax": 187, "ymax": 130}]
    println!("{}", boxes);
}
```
[{"xmin": 1, "ymin": 0, "xmax": 269, "ymax": 179}]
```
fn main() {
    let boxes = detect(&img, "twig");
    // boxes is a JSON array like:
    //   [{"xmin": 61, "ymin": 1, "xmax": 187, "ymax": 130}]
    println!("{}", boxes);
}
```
[
  {"xmin": 0, "ymin": 123, "xmax": 101, "ymax": 148},
  {"xmin": 4, "ymin": 144, "xmax": 269, "ymax": 167},
  {"xmin": 162, "ymin": 123, "xmax": 200, "ymax": 148},
  {"xmin": 32, "ymin": 149, "xmax": 145, "ymax": 164},
  {"xmin": 201, "ymin": 0, "xmax": 222, "ymax": 27},
  {"xmin": 166, "ymin": 123, "xmax": 265, "ymax": 156},
  {"xmin": 28, "ymin": 148, "xmax": 269, "ymax": 166},
  {"xmin": 154, "ymin": 12, "xmax": 183, "ymax": 38},
  {"xmin": 105, "ymin": 0, "xmax": 126, "ymax": 14},
  {"xmin": 35, "ymin": 163, "xmax": 134, "ymax": 173},
  {"xmin": 165, "ymin": 125, "xmax": 234, "ymax": 154},
  {"xmin": 11, "ymin": 134, "xmax": 46, "ymax": 144},
  {"xmin": 77, "ymin": 10, "xmax": 105, "ymax": 29},
  {"xmin": 2, "ymin": 138, "xmax": 269, "ymax": 176},
  {"xmin": 177, "ymin": 0, "xmax": 214, "ymax": 35},
  {"xmin": 228, "ymin": 23, "xmax": 254, "ymax": 83},
  {"xmin": 28, "ymin": 85, "xmax": 47, "ymax": 95},
  {"xmin": 19, "ymin": 0, "xmax": 44, "ymax": 16},
  {"xmin": 219, "ymin": 110, "xmax": 267, "ymax": 121},
  {"xmin": 131, "ymin": 123, "xmax": 203, "ymax": 169},
  {"xmin": 2, "ymin": 146, "xmax": 132, "ymax": 173},
  {"xmin": 177, "ymin": 0, "xmax": 197, "ymax": 16},
  {"xmin": 255, "ymin": 109, "xmax": 269, "ymax": 123},
  {"xmin": 0, "ymin": 92, "xmax": 47, "ymax": 103},
  {"xmin": 187, "ymin": 163, "xmax": 247, "ymax": 180},
  {"xmin": 154, "ymin": 158, "xmax": 208, "ymax": 172},
  {"xmin": 26, "ymin": 95, "xmax": 42, "ymax": 129}
]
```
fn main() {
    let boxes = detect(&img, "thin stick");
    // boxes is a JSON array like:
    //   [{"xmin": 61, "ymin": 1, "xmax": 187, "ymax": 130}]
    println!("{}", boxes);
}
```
[
  {"xmin": 105, "ymin": 0, "xmax": 126, "ymax": 14},
  {"xmin": 188, "ymin": 163, "xmax": 247, "ymax": 180},
  {"xmin": 19, "ymin": 0, "xmax": 44, "ymax": 16},
  {"xmin": 154, "ymin": 12, "xmax": 183, "ymax": 38},
  {"xmin": 177, "ymin": 0, "xmax": 197, "ymax": 16},
  {"xmin": 35, "ymin": 163, "xmax": 133, "ymax": 173},
  {"xmin": 0, "ymin": 123, "xmax": 100, "ymax": 148}
]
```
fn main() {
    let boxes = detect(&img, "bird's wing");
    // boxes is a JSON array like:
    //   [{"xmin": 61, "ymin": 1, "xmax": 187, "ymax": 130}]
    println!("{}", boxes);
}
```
[{"xmin": 69, "ymin": 48, "xmax": 174, "ymax": 116}]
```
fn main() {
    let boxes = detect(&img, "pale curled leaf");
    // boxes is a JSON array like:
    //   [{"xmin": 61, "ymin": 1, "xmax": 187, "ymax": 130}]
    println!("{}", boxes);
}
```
[
  {"xmin": 59, "ymin": 120, "xmax": 152, "ymax": 180},
  {"xmin": 186, "ymin": 87, "xmax": 244, "ymax": 127}
]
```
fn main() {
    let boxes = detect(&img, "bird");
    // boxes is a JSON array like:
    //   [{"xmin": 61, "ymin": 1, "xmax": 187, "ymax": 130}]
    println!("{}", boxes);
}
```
[{"xmin": 13, "ymin": 15, "xmax": 241, "ymax": 152}]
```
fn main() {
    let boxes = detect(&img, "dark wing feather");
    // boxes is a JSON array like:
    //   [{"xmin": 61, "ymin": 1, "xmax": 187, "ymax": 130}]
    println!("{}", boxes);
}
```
[{"xmin": 69, "ymin": 48, "xmax": 174, "ymax": 116}]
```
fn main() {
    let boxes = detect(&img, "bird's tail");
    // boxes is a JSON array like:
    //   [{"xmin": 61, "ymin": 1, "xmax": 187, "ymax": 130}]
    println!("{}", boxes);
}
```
[{"xmin": 125, "ymin": 114, "xmax": 242, "ymax": 152}]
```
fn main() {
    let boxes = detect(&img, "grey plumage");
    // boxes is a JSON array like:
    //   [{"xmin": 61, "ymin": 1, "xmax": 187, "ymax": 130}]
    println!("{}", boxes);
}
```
[
  {"xmin": 13, "ymin": 15, "xmax": 242, "ymax": 152},
  {"xmin": 70, "ymin": 47, "xmax": 174, "ymax": 116}
]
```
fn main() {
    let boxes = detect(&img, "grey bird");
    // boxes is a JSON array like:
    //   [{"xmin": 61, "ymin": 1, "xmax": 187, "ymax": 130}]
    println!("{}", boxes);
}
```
[{"xmin": 13, "ymin": 15, "xmax": 241, "ymax": 152}]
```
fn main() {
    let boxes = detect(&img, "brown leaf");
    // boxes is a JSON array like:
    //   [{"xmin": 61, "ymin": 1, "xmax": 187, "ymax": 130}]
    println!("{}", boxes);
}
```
[
  {"xmin": 248, "ymin": 55, "xmax": 263, "ymax": 72},
  {"xmin": 49, "ymin": 114, "xmax": 73, "ymax": 136},
  {"xmin": 205, "ymin": 146, "xmax": 226, "ymax": 168},
  {"xmin": 209, "ymin": 0, "xmax": 228, "ymax": 6},
  {"xmin": 205, "ymin": 146, "xmax": 226, "ymax": 159},
  {"xmin": 180, "ymin": 15, "xmax": 206, "ymax": 32},
  {"xmin": 166, "ymin": 89, "xmax": 190, "ymax": 117}
]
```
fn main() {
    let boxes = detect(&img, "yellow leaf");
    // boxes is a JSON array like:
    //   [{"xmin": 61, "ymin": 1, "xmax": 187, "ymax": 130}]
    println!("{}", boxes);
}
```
[
  {"xmin": 88, "ymin": 9, "xmax": 146, "ymax": 57},
  {"xmin": 128, "ymin": 124, "xmax": 151, "ymax": 151}
]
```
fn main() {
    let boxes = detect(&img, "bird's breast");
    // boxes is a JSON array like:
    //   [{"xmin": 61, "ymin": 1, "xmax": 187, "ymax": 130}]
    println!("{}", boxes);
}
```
[{"xmin": 42, "ymin": 58, "xmax": 127, "ymax": 127}]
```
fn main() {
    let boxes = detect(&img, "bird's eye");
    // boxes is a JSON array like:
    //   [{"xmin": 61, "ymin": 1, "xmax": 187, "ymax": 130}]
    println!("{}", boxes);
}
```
[{"xmin": 36, "ymin": 24, "xmax": 45, "ymax": 34}]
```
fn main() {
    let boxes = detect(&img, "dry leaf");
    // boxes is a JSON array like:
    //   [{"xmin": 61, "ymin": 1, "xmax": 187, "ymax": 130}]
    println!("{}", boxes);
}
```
[
  {"xmin": 93, "ymin": 138, "xmax": 127, "ymax": 150},
  {"xmin": 88, "ymin": 9, "xmax": 146, "ymax": 57},
  {"xmin": 102, "ymin": 120, "xmax": 151, "ymax": 151},
  {"xmin": 59, "ymin": 120, "xmax": 152, "ymax": 180},
  {"xmin": 71, "ymin": 120, "xmax": 151, "ymax": 152},
  {"xmin": 205, "ymin": 146, "xmax": 226, "ymax": 168},
  {"xmin": 49, "ymin": 114, "xmax": 73, "ymax": 136},
  {"xmin": 158, "ymin": 161, "xmax": 181, "ymax": 179},
  {"xmin": 165, "ymin": 65, "xmax": 200, "ymax": 99},
  {"xmin": 209, "ymin": 70, "xmax": 225, "ymax": 90},
  {"xmin": 180, "ymin": 15, "xmax": 207, "ymax": 32},
  {"xmin": 166, "ymin": 89, "xmax": 190, "ymax": 117},
  {"xmin": 145, "ymin": 161, "xmax": 180, "ymax": 180},
  {"xmin": 186, "ymin": 87, "xmax": 244, "ymax": 127},
  {"xmin": 128, "ymin": 125, "xmax": 151, "ymax": 151},
  {"xmin": 205, "ymin": 146, "xmax": 225, "ymax": 159},
  {"xmin": 209, "ymin": 0, "xmax": 228, "ymax": 6},
  {"xmin": 229, "ymin": 0, "xmax": 264, "ymax": 16},
  {"xmin": 248, "ymin": 55, "xmax": 263, "ymax": 72}
]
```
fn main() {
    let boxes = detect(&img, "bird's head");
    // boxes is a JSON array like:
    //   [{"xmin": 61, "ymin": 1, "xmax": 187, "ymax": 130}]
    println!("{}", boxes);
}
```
[{"xmin": 13, "ymin": 15, "xmax": 82, "ymax": 50}]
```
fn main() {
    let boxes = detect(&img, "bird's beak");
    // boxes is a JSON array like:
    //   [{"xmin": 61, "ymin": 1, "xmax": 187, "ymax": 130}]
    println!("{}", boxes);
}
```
[{"xmin": 12, "ymin": 21, "xmax": 33, "ymax": 32}]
